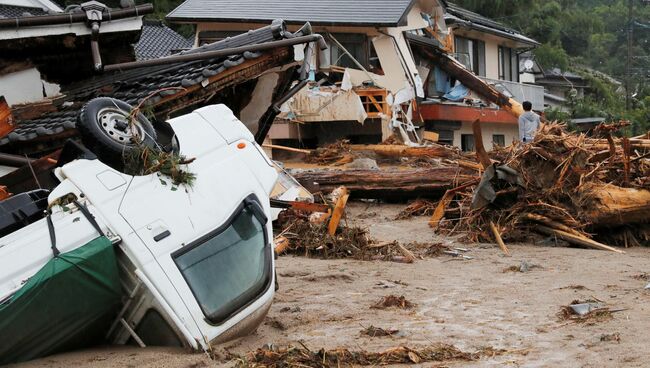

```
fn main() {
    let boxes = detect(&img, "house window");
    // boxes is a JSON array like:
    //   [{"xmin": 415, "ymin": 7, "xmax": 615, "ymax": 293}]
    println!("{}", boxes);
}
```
[
  {"xmin": 461, "ymin": 134, "xmax": 475, "ymax": 152},
  {"xmin": 498, "ymin": 46, "xmax": 519, "ymax": 82},
  {"xmin": 454, "ymin": 36, "xmax": 485, "ymax": 76},
  {"xmin": 329, "ymin": 33, "xmax": 369, "ymax": 69},
  {"xmin": 492, "ymin": 134, "xmax": 505, "ymax": 147},
  {"xmin": 434, "ymin": 129, "xmax": 454, "ymax": 145}
]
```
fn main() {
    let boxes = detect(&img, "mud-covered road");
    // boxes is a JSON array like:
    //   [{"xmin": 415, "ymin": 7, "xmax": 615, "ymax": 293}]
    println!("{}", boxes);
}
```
[{"xmin": 16, "ymin": 202, "xmax": 650, "ymax": 367}]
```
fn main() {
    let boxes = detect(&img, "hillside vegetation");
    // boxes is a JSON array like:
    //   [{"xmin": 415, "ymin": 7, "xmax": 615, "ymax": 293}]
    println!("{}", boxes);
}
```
[{"xmin": 455, "ymin": 0, "xmax": 649, "ymax": 132}]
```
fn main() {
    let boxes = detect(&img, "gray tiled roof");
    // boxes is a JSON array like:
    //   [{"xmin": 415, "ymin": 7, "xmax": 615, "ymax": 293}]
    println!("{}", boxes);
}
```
[
  {"xmin": 167, "ymin": 0, "xmax": 415, "ymax": 26},
  {"xmin": 1, "ymin": 24, "xmax": 288, "ymax": 148},
  {"xmin": 134, "ymin": 21, "xmax": 193, "ymax": 60},
  {"xmin": 0, "ymin": 4, "xmax": 48, "ymax": 18},
  {"xmin": 445, "ymin": 2, "xmax": 538, "ymax": 46}
]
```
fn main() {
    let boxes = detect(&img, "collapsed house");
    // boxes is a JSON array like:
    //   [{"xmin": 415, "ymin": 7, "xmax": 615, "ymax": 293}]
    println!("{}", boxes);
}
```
[
  {"xmin": 0, "ymin": 3, "xmax": 322, "ymax": 195},
  {"xmin": 167, "ymin": 0, "xmax": 542, "ymax": 153}
]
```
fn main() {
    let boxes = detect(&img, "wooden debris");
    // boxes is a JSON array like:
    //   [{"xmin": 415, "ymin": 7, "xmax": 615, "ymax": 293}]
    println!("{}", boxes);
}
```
[
  {"xmin": 395, "ymin": 199, "xmax": 436, "ymax": 219},
  {"xmin": 262, "ymin": 144, "xmax": 312, "ymax": 155},
  {"xmin": 274, "ymin": 236, "xmax": 290, "ymax": 255},
  {"xmin": 422, "ymin": 131, "xmax": 439, "ymax": 142},
  {"xmin": 489, "ymin": 220, "xmax": 511, "ymax": 256},
  {"xmin": 370, "ymin": 295, "xmax": 415, "ymax": 310},
  {"xmin": 0, "ymin": 96, "xmax": 15, "ymax": 138},
  {"xmin": 535, "ymin": 226, "xmax": 625, "ymax": 254},
  {"xmin": 237, "ymin": 344, "xmax": 506, "ymax": 367},
  {"xmin": 360, "ymin": 325, "xmax": 399, "ymax": 337},
  {"xmin": 328, "ymin": 187, "xmax": 350, "ymax": 235},
  {"xmin": 292, "ymin": 167, "xmax": 476, "ymax": 199},
  {"xmin": 436, "ymin": 122, "xmax": 648, "ymax": 250},
  {"xmin": 350, "ymin": 144, "xmax": 456, "ymax": 159},
  {"xmin": 472, "ymin": 119, "xmax": 492, "ymax": 169}
]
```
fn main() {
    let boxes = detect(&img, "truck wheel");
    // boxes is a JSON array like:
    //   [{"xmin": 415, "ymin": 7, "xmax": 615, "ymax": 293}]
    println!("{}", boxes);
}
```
[{"xmin": 77, "ymin": 97, "xmax": 157, "ymax": 168}]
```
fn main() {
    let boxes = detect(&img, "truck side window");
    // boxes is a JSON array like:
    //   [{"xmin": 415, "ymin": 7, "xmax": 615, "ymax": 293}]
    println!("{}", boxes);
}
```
[{"xmin": 173, "ymin": 198, "xmax": 271, "ymax": 325}]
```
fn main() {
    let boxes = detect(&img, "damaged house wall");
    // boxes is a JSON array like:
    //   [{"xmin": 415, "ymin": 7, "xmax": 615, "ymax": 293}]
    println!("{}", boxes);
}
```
[{"xmin": 168, "ymin": 0, "xmax": 539, "ymax": 153}]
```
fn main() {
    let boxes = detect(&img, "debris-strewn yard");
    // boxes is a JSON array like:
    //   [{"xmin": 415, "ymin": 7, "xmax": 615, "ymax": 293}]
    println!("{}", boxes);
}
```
[{"xmin": 16, "ymin": 202, "xmax": 650, "ymax": 368}]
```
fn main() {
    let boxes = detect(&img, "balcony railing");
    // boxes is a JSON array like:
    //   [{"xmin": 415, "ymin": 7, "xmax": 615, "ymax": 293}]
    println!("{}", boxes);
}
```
[{"xmin": 480, "ymin": 77, "xmax": 544, "ymax": 111}]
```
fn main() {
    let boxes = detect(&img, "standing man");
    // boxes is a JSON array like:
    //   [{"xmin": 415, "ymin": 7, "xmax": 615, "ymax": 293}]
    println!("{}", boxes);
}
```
[{"xmin": 518, "ymin": 101, "xmax": 540, "ymax": 143}]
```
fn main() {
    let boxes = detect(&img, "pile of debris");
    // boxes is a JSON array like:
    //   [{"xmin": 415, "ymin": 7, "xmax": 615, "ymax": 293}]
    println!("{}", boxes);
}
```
[
  {"xmin": 235, "ymin": 344, "xmax": 505, "ymax": 367},
  {"xmin": 285, "ymin": 120, "xmax": 648, "ymax": 252},
  {"xmin": 432, "ymin": 122, "xmax": 650, "ymax": 250}
]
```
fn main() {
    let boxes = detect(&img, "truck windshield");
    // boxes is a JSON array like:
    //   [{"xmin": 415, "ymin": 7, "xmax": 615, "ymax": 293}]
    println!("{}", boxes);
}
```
[{"xmin": 173, "ymin": 203, "xmax": 270, "ymax": 324}]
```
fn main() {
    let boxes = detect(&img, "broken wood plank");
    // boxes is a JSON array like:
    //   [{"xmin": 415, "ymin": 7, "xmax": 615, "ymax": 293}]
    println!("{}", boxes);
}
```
[
  {"xmin": 422, "ymin": 131, "xmax": 439, "ymax": 142},
  {"xmin": 489, "ymin": 221, "xmax": 511, "ymax": 256},
  {"xmin": 535, "ymin": 225, "xmax": 624, "ymax": 254},
  {"xmin": 292, "ymin": 167, "xmax": 476, "ymax": 199},
  {"xmin": 269, "ymin": 199, "xmax": 330, "ymax": 213},
  {"xmin": 328, "ymin": 188, "xmax": 350, "ymax": 235},
  {"xmin": 274, "ymin": 236, "xmax": 290, "ymax": 255},
  {"xmin": 397, "ymin": 243, "xmax": 416, "ymax": 263},
  {"xmin": 429, "ymin": 179, "xmax": 479, "ymax": 228},
  {"xmin": 263, "ymin": 144, "xmax": 312, "ymax": 155}
]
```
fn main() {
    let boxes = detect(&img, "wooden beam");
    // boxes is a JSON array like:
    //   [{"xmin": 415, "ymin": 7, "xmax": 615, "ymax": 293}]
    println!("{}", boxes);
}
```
[
  {"xmin": 535, "ymin": 225, "xmax": 624, "ymax": 254},
  {"xmin": 489, "ymin": 221, "xmax": 511, "ymax": 256}
]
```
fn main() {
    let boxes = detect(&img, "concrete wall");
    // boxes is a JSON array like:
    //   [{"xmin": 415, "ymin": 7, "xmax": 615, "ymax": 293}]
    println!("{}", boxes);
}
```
[
  {"xmin": 453, "ymin": 122, "xmax": 519, "ymax": 151},
  {"xmin": 0, "ymin": 68, "xmax": 60, "ymax": 106}
]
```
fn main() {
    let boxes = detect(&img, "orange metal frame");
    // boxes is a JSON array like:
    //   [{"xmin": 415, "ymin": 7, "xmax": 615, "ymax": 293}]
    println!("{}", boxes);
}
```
[{"xmin": 415, "ymin": 103, "xmax": 517, "ymax": 124}]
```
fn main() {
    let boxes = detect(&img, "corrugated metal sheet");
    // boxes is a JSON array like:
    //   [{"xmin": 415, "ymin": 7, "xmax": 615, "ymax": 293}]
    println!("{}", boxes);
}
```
[{"xmin": 167, "ymin": 0, "xmax": 415, "ymax": 26}]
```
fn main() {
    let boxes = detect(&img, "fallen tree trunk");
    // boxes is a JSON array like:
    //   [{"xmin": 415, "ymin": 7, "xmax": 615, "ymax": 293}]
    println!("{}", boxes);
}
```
[
  {"xmin": 349, "ymin": 144, "xmax": 457, "ymax": 159},
  {"xmin": 291, "ymin": 167, "xmax": 475, "ymax": 199},
  {"xmin": 578, "ymin": 184, "xmax": 650, "ymax": 227}
]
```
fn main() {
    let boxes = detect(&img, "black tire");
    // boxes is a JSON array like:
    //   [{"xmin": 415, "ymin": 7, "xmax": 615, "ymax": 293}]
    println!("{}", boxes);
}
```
[{"xmin": 77, "ymin": 97, "xmax": 157, "ymax": 169}]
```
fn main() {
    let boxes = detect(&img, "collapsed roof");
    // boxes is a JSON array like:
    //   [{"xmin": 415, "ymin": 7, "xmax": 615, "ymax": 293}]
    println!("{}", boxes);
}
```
[
  {"xmin": 2, "ymin": 21, "xmax": 312, "ymax": 156},
  {"xmin": 444, "ymin": 2, "xmax": 538, "ymax": 47}
]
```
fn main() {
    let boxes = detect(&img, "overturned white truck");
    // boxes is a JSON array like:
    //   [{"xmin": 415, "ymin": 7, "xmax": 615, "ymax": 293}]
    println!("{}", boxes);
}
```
[{"xmin": 0, "ymin": 99, "xmax": 280, "ymax": 364}]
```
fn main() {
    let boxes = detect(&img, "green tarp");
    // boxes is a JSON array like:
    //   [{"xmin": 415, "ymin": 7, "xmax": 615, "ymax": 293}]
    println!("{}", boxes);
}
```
[{"xmin": 0, "ymin": 236, "xmax": 122, "ymax": 365}]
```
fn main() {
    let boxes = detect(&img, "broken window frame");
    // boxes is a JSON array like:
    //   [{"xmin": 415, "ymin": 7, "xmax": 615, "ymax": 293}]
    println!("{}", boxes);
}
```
[
  {"xmin": 328, "ymin": 33, "xmax": 370, "ymax": 70},
  {"xmin": 454, "ymin": 36, "xmax": 485, "ymax": 77}
]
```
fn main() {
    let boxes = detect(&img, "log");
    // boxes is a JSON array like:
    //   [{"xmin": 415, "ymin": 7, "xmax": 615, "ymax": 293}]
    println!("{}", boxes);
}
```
[
  {"xmin": 292, "ymin": 167, "xmax": 476, "ymax": 199},
  {"xmin": 349, "ymin": 144, "xmax": 456, "ymax": 158},
  {"xmin": 578, "ymin": 183, "xmax": 650, "ymax": 227},
  {"xmin": 472, "ymin": 119, "xmax": 492, "ymax": 169},
  {"xmin": 535, "ymin": 225, "xmax": 624, "ymax": 253}
]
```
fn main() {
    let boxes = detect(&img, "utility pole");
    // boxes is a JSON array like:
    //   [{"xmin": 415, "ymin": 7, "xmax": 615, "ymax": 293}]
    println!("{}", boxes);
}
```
[{"xmin": 626, "ymin": 0, "xmax": 634, "ymax": 110}]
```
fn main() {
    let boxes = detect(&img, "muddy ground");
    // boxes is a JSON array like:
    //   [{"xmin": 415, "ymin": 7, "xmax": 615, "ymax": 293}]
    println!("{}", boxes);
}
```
[{"xmin": 15, "ymin": 202, "xmax": 650, "ymax": 368}]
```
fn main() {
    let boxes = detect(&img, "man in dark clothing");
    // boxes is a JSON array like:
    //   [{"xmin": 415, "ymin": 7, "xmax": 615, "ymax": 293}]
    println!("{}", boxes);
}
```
[{"xmin": 518, "ymin": 101, "xmax": 540, "ymax": 143}]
